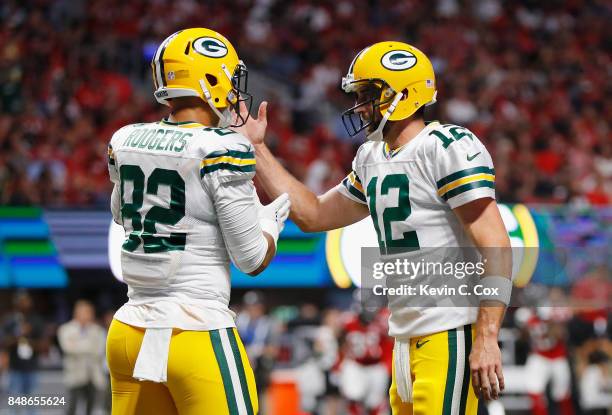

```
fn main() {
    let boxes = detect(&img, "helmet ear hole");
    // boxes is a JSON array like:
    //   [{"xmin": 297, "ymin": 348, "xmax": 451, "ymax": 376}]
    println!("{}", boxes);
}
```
[
  {"xmin": 401, "ymin": 88, "xmax": 409, "ymax": 100},
  {"xmin": 205, "ymin": 74, "xmax": 218, "ymax": 87},
  {"xmin": 214, "ymin": 98, "xmax": 219, "ymax": 103}
]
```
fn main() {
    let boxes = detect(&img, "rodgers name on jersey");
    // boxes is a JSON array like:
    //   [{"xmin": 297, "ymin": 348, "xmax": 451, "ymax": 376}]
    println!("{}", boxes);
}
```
[
  {"xmin": 120, "ymin": 125, "xmax": 190, "ymax": 153},
  {"xmin": 337, "ymin": 122, "xmax": 496, "ymax": 339}
]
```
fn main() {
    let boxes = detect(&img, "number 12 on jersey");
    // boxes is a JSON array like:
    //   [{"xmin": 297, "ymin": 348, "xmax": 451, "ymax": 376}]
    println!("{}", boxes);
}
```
[{"xmin": 366, "ymin": 174, "xmax": 420, "ymax": 253}]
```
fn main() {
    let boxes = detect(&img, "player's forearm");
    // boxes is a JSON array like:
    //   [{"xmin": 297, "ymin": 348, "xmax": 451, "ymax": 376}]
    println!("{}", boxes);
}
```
[
  {"xmin": 212, "ymin": 178, "xmax": 276, "ymax": 274},
  {"xmin": 456, "ymin": 199, "xmax": 513, "ymax": 278},
  {"xmin": 474, "ymin": 224, "xmax": 511, "ymax": 335},
  {"xmin": 247, "ymin": 233, "xmax": 276, "ymax": 276},
  {"xmin": 475, "ymin": 304, "xmax": 505, "ymax": 339},
  {"xmin": 110, "ymin": 185, "xmax": 122, "ymax": 225},
  {"xmin": 474, "ymin": 231, "xmax": 511, "ymax": 345},
  {"xmin": 253, "ymin": 143, "xmax": 321, "ymax": 231},
  {"xmin": 455, "ymin": 199, "xmax": 512, "ymax": 338}
]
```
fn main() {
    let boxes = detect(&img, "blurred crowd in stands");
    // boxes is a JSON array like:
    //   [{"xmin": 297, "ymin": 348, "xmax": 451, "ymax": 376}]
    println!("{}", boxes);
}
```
[
  {"xmin": 1, "ymin": 290, "xmax": 610, "ymax": 414},
  {"xmin": 0, "ymin": 0, "xmax": 610, "ymax": 207}
]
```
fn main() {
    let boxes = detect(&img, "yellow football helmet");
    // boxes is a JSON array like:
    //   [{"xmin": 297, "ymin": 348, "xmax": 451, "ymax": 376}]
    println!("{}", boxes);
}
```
[
  {"xmin": 341, "ymin": 41, "xmax": 437, "ymax": 141},
  {"xmin": 151, "ymin": 28, "xmax": 251, "ymax": 127}
]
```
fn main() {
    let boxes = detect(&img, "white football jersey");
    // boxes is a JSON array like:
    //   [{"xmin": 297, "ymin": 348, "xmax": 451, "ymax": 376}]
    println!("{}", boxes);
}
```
[
  {"xmin": 107, "ymin": 119, "xmax": 266, "ymax": 331},
  {"xmin": 337, "ymin": 122, "xmax": 496, "ymax": 339}
]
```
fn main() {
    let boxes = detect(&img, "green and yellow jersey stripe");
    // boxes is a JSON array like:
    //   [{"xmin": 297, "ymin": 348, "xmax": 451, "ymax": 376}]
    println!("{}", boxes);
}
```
[
  {"xmin": 341, "ymin": 170, "xmax": 366, "ymax": 203},
  {"xmin": 200, "ymin": 149, "xmax": 256, "ymax": 176},
  {"xmin": 108, "ymin": 144, "xmax": 115, "ymax": 165},
  {"xmin": 437, "ymin": 167, "xmax": 495, "ymax": 201},
  {"xmin": 159, "ymin": 119, "xmax": 206, "ymax": 129}
]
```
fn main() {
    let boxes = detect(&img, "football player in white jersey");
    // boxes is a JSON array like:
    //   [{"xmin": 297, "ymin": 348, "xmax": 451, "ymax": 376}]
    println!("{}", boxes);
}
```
[
  {"xmin": 105, "ymin": 28, "xmax": 290, "ymax": 415},
  {"xmin": 236, "ymin": 42, "xmax": 512, "ymax": 414}
]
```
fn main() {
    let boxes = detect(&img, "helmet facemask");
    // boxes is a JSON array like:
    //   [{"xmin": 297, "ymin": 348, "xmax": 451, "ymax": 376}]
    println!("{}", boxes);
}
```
[
  {"xmin": 341, "ymin": 79, "xmax": 399, "ymax": 141},
  {"xmin": 227, "ymin": 62, "xmax": 253, "ymax": 128},
  {"xmin": 200, "ymin": 61, "xmax": 253, "ymax": 128}
]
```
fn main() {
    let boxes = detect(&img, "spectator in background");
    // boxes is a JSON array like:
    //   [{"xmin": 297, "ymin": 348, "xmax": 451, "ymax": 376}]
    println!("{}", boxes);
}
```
[
  {"xmin": 338, "ymin": 300, "xmax": 391, "ymax": 415},
  {"xmin": 517, "ymin": 306, "xmax": 575, "ymax": 415},
  {"xmin": 236, "ymin": 291, "xmax": 275, "ymax": 396},
  {"xmin": 1, "ymin": 291, "xmax": 46, "ymax": 403},
  {"xmin": 0, "ymin": 0, "xmax": 610, "ymax": 207},
  {"xmin": 313, "ymin": 309, "xmax": 342, "ymax": 415},
  {"xmin": 569, "ymin": 264, "xmax": 611, "ymax": 353},
  {"xmin": 287, "ymin": 303, "xmax": 326, "ymax": 414},
  {"xmin": 0, "ymin": 348, "xmax": 7, "ymax": 397},
  {"xmin": 579, "ymin": 350, "xmax": 612, "ymax": 415},
  {"xmin": 101, "ymin": 309, "xmax": 116, "ymax": 414},
  {"xmin": 305, "ymin": 144, "xmax": 342, "ymax": 195},
  {"xmin": 57, "ymin": 300, "xmax": 106, "ymax": 415}
]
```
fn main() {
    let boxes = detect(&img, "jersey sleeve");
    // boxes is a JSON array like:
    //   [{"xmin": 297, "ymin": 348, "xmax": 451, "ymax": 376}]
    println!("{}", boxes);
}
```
[
  {"xmin": 108, "ymin": 133, "xmax": 121, "ymax": 224},
  {"xmin": 336, "ymin": 150, "xmax": 367, "ymax": 205},
  {"xmin": 199, "ymin": 135, "xmax": 267, "ymax": 274},
  {"xmin": 432, "ymin": 126, "xmax": 496, "ymax": 209},
  {"xmin": 199, "ymin": 137, "xmax": 256, "ymax": 184},
  {"xmin": 110, "ymin": 185, "xmax": 122, "ymax": 225},
  {"xmin": 107, "ymin": 143, "xmax": 119, "ymax": 184},
  {"xmin": 203, "ymin": 176, "xmax": 268, "ymax": 274}
]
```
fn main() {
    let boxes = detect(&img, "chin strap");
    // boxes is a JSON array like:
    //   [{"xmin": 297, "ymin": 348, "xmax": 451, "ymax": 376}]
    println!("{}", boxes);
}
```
[
  {"xmin": 216, "ymin": 108, "xmax": 232, "ymax": 128},
  {"xmin": 425, "ymin": 90, "xmax": 438, "ymax": 106},
  {"xmin": 366, "ymin": 92, "xmax": 403, "ymax": 142},
  {"xmin": 198, "ymin": 79, "xmax": 232, "ymax": 128}
]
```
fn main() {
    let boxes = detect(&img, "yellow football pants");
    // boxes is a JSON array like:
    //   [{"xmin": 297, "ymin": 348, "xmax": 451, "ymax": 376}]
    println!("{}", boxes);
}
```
[
  {"xmin": 390, "ymin": 324, "xmax": 480, "ymax": 415},
  {"xmin": 106, "ymin": 319, "xmax": 258, "ymax": 415}
]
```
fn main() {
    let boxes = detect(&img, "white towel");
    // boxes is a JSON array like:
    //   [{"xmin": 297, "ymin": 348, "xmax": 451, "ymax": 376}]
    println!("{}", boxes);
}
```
[
  {"xmin": 132, "ymin": 328, "xmax": 173, "ymax": 382},
  {"xmin": 393, "ymin": 338, "xmax": 413, "ymax": 403}
]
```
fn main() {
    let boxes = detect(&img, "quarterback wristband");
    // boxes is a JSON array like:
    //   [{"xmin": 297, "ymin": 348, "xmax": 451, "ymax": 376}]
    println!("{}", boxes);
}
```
[
  {"xmin": 259, "ymin": 218, "xmax": 279, "ymax": 248},
  {"xmin": 478, "ymin": 276, "xmax": 512, "ymax": 305}
]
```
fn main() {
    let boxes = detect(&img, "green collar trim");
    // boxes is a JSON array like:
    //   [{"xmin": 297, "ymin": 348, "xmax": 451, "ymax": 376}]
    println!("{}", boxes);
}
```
[{"xmin": 160, "ymin": 118, "xmax": 203, "ymax": 126}]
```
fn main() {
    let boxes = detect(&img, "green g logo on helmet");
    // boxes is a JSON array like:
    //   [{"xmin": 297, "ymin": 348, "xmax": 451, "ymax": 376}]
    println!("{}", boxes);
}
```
[
  {"xmin": 381, "ymin": 50, "xmax": 417, "ymax": 71},
  {"xmin": 193, "ymin": 37, "xmax": 228, "ymax": 58}
]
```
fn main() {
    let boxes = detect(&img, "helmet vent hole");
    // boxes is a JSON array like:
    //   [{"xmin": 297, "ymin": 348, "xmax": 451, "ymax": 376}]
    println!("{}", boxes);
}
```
[
  {"xmin": 206, "ymin": 74, "xmax": 218, "ymax": 87},
  {"xmin": 401, "ymin": 88, "xmax": 409, "ymax": 100},
  {"xmin": 184, "ymin": 42, "xmax": 191, "ymax": 55}
]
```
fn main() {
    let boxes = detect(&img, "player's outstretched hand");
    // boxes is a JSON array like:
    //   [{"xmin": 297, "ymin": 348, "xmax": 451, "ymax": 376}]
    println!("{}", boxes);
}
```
[
  {"xmin": 233, "ymin": 100, "xmax": 268, "ymax": 146},
  {"xmin": 258, "ymin": 193, "xmax": 291, "ymax": 246},
  {"xmin": 470, "ymin": 334, "xmax": 505, "ymax": 401}
]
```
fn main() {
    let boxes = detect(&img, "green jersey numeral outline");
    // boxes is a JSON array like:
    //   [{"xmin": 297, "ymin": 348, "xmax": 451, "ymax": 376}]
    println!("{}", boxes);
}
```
[
  {"xmin": 430, "ymin": 126, "xmax": 474, "ymax": 149},
  {"xmin": 367, "ymin": 173, "xmax": 420, "ymax": 253},
  {"xmin": 120, "ymin": 165, "xmax": 186, "ymax": 252}
]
